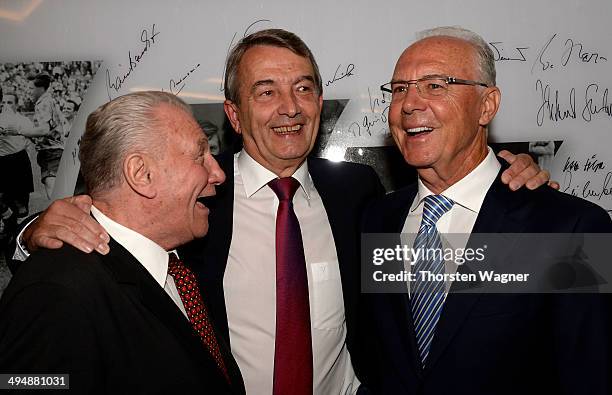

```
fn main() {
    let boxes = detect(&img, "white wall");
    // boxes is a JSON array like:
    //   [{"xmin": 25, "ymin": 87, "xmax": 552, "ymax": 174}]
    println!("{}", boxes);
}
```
[{"xmin": 1, "ymin": 0, "xmax": 610, "ymax": 210}]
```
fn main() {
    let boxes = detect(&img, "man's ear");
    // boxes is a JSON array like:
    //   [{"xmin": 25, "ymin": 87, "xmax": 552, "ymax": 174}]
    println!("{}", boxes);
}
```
[
  {"xmin": 479, "ymin": 86, "xmax": 501, "ymax": 127},
  {"xmin": 123, "ymin": 153, "xmax": 157, "ymax": 199},
  {"xmin": 224, "ymin": 100, "xmax": 242, "ymax": 135}
]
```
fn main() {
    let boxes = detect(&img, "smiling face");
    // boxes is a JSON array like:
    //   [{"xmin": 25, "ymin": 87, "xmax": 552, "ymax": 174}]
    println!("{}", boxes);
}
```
[
  {"xmin": 154, "ymin": 104, "xmax": 225, "ymax": 245},
  {"xmin": 388, "ymin": 36, "xmax": 500, "ymax": 190},
  {"xmin": 224, "ymin": 45, "xmax": 323, "ymax": 177}
]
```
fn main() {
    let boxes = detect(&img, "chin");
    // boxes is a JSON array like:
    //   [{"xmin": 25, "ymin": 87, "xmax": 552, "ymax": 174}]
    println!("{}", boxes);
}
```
[{"xmin": 193, "ymin": 224, "xmax": 209, "ymax": 239}]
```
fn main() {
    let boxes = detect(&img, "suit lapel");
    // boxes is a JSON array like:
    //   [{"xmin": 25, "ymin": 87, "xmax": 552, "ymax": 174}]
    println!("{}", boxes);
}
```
[
  {"xmin": 377, "ymin": 184, "xmax": 424, "ymax": 376},
  {"xmin": 103, "ymin": 238, "xmax": 239, "ymax": 393},
  {"xmin": 425, "ymin": 166, "xmax": 533, "ymax": 371}
]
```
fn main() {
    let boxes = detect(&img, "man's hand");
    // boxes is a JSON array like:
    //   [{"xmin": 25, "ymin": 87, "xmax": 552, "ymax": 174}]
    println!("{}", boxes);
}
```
[
  {"xmin": 23, "ymin": 195, "xmax": 110, "ymax": 254},
  {"xmin": 498, "ymin": 150, "xmax": 560, "ymax": 191}
]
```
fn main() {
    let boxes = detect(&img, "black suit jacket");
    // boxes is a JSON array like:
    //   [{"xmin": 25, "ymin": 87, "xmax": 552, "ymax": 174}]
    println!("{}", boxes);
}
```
[
  {"xmin": 179, "ymin": 152, "xmax": 384, "ymax": 380},
  {"xmin": 0, "ymin": 239, "xmax": 245, "ymax": 394},
  {"xmin": 359, "ymin": 164, "xmax": 612, "ymax": 395}
]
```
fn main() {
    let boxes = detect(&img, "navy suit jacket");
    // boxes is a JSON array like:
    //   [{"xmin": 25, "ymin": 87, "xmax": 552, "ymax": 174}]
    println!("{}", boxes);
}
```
[
  {"xmin": 179, "ymin": 152, "xmax": 384, "ymax": 381},
  {"xmin": 359, "ymin": 164, "xmax": 612, "ymax": 395},
  {"xmin": 0, "ymin": 238, "xmax": 245, "ymax": 394}
]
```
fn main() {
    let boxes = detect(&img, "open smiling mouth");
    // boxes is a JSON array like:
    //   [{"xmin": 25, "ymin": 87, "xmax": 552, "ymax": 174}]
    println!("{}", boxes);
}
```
[
  {"xmin": 405, "ymin": 126, "xmax": 434, "ymax": 136},
  {"xmin": 196, "ymin": 196, "xmax": 214, "ymax": 208},
  {"xmin": 272, "ymin": 124, "xmax": 302, "ymax": 135}
]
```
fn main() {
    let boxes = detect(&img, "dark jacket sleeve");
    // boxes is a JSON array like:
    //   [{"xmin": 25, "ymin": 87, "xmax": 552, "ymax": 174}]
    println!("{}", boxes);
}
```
[{"xmin": 0, "ymin": 258, "xmax": 104, "ymax": 394}]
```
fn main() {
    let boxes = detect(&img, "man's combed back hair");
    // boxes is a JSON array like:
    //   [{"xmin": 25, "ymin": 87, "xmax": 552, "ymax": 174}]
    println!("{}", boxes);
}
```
[
  {"xmin": 79, "ymin": 91, "xmax": 193, "ymax": 196},
  {"xmin": 224, "ymin": 28, "xmax": 323, "ymax": 104},
  {"xmin": 416, "ymin": 26, "xmax": 496, "ymax": 86}
]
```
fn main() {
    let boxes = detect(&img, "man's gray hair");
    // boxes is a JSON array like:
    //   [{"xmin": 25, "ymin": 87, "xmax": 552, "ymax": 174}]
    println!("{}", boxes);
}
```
[
  {"xmin": 224, "ymin": 28, "xmax": 323, "ymax": 104},
  {"xmin": 416, "ymin": 26, "xmax": 496, "ymax": 86},
  {"xmin": 79, "ymin": 91, "xmax": 193, "ymax": 196}
]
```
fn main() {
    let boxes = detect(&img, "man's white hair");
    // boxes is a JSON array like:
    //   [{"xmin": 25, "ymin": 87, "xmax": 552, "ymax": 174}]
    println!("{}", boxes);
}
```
[{"xmin": 416, "ymin": 26, "xmax": 496, "ymax": 86}]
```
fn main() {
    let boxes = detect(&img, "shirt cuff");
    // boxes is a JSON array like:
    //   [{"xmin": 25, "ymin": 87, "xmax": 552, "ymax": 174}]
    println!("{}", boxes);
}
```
[{"xmin": 12, "ymin": 216, "xmax": 38, "ymax": 261}]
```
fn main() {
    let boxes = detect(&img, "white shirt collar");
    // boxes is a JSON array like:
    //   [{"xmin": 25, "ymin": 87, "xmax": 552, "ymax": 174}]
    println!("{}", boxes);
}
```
[
  {"xmin": 236, "ymin": 148, "xmax": 314, "ymax": 200},
  {"xmin": 91, "ymin": 205, "xmax": 170, "ymax": 288},
  {"xmin": 411, "ymin": 147, "xmax": 501, "ymax": 214}
]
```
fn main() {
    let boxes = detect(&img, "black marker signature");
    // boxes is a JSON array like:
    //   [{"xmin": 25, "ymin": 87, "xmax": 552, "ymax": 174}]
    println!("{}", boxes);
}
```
[
  {"xmin": 531, "ymin": 34, "xmax": 556, "ymax": 74},
  {"xmin": 583, "ymin": 154, "xmax": 606, "ymax": 173},
  {"xmin": 489, "ymin": 42, "xmax": 528, "ymax": 62},
  {"xmin": 106, "ymin": 23, "xmax": 160, "ymax": 100},
  {"xmin": 563, "ymin": 156, "xmax": 580, "ymax": 172},
  {"xmin": 561, "ymin": 171, "xmax": 580, "ymax": 197},
  {"xmin": 561, "ymin": 39, "xmax": 608, "ymax": 66},
  {"xmin": 582, "ymin": 172, "xmax": 612, "ymax": 201},
  {"xmin": 348, "ymin": 87, "xmax": 391, "ymax": 137},
  {"xmin": 167, "ymin": 63, "xmax": 201, "ymax": 95},
  {"xmin": 220, "ymin": 19, "xmax": 272, "ymax": 92},
  {"xmin": 325, "ymin": 63, "xmax": 355, "ymax": 87},
  {"xmin": 536, "ymin": 80, "xmax": 576, "ymax": 126},
  {"xmin": 582, "ymin": 83, "xmax": 612, "ymax": 122}
]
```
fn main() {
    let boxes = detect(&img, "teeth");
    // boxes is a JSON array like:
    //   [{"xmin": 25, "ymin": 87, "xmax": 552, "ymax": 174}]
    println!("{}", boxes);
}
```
[
  {"xmin": 273, "ymin": 125, "xmax": 302, "ymax": 133},
  {"xmin": 406, "ymin": 127, "xmax": 433, "ymax": 134}
]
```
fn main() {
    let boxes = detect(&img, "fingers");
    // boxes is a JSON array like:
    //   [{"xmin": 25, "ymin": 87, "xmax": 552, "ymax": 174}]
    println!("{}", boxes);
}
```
[
  {"xmin": 497, "ymin": 149, "xmax": 516, "ymax": 164},
  {"xmin": 70, "ymin": 195, "xmax": 94, "ymax": 213},
  {"xmin": 498, "ymin": 150, "xmax": 517, "ymax": 185},
  {"xmin": 24, "ymin": 195, "xmax": 110, "ymax": 255},
  {"xmin": 31, "ymin": 235, "xmax": 64, "ymax": 250},
  {"xmin": 525, "ymin": 169, "xmax": 550, "ymax": 190},
  {"xmin": 499, "ymin": 152, "xmax": 551, "ymax": 190},
  {"xmin": 548, "ymin": 180, "xmax": 561, "ymax": 190},
  {"xmin": 35, "ymin": 224, "xmax": 107, "ymax": 254}
]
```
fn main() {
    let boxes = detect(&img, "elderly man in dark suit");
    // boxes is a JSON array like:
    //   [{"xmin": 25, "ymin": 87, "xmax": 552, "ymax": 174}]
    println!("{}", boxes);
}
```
[
  {"xmin": 0, "ymin": 91, "xmax": 245, "ymax": 394},
  {"xmin": 15, "ymin": 29, "xmax": 551, "ymax": 394},
  {"xmin": 359, "ymin": 26, "xmax": 611, "ymax": 394}
]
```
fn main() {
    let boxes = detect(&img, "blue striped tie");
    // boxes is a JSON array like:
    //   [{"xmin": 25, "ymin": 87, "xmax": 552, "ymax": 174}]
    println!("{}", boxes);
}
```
[{"xmin": 410, "ymin": 194, "xmax": 454, "ymax": 367}]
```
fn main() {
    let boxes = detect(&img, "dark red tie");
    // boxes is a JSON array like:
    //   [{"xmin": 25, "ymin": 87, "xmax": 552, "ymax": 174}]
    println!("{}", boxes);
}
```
[
  {"xmin": 268, "ymin": 177, "xmax": 313, "ymax": 395},
  {"xmin": 168, "ymin": 253, "xmax": 229, "ymax": 382}
]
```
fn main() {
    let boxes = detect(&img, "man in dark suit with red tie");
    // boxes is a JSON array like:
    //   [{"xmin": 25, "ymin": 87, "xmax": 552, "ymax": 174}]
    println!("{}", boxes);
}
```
[
  {"xmin": 0, "ymin": 91, "xmax": 245, "ymax": 394},
  {"xmin": 359, "ymin": 26, "xmax": 611, "ymax": 394}
]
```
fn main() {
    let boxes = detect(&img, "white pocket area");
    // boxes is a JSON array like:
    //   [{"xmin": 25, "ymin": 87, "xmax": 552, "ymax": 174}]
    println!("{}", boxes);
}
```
[{"xmin": 309, "ymin": 260, "xmax": 346, "ymax": 330}]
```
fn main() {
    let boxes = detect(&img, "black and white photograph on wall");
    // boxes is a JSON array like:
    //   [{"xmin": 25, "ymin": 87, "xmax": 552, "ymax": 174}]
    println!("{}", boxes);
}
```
[
  {"xmin": 0, "ymin": 60, "xmax": 101, "ymax": 295},
  {"xmin": 190, "ymin": 103, "xmax": 239, "ymax": 156}
]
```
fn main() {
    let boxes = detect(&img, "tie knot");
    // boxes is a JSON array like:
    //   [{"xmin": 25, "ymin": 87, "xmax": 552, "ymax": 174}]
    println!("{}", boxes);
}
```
[
  {"xmin": 168, "ymin": 252, "xmax": 185, "ymax": 275},
  {"xmin": 421, "ymin": 194, "xmax": 454, "ymax": 228},
  {"xmin": 268, "ymin": 177, "xmax": 300, "ymax": 201}
]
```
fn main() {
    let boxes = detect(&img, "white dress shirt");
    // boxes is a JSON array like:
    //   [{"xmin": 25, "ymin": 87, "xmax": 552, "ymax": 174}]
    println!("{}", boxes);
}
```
[
  {"xmin": 401, "ymin": 147, "xmax": 501, "ymax": 294},
  {"xmin": 90, "ymin": 206, "xmax": 188, "ymax": 318},
  {"xmin": 223, "ymin": 150, "xmax": 359, "ymax": 395}
]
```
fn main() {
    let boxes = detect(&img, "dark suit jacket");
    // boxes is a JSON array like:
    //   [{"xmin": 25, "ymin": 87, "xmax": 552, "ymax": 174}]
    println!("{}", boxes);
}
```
[
  {"xmin": 359, "ymin": 163, "xmax": 612, "ymax": 395},
  {"xmin": 0, "ymin": 239, "xmax": 245, "ymax": 394},
  {"xmin": 179, "ymin": 152, "xmax": 384, "ymax": 380}
]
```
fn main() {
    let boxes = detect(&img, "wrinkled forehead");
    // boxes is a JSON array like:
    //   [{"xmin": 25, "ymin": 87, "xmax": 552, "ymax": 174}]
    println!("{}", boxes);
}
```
[
  {"xmin": 393, "ymin": 36, "xmax": 478, "ymax": 79},
  {"xmin": 239, "ymin": 45, "xmax": 315, "ymax": 81}
]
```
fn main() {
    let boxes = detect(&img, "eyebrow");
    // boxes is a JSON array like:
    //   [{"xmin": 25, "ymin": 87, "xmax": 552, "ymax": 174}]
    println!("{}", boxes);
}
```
[
  {"xmin": 250, "ymin": 75, "xmax": 315, "ymax": 92},
  {"xmin": 391, "ymin": 74, "xmax": 448, "ymax": 83}
]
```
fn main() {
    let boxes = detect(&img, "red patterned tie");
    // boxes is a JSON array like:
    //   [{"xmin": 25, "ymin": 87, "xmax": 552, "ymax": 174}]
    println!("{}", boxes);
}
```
[
  {"xmin": 268, "ymin": 177, "xmax": 313, "ymax": 395},
  {"xmin": 168, "ymin": 253, "xmax": 229, "ymax": 382}
]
